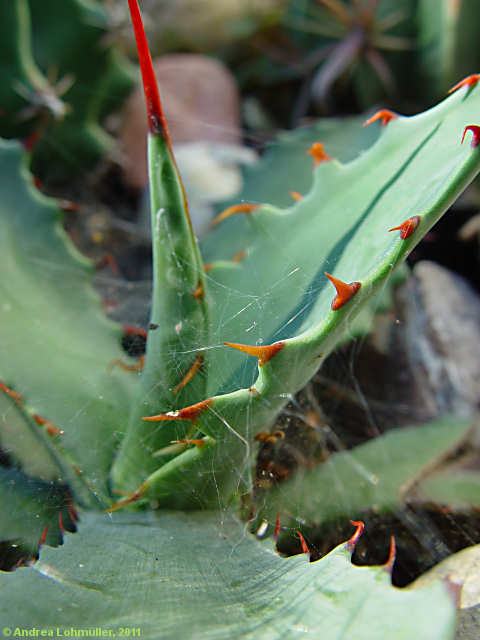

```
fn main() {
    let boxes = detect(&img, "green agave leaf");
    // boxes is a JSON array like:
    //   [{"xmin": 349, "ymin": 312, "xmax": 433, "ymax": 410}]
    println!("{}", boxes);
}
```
[
  {"xmin": 0, "ymin": 139, "xmax": 137, "ymax": 505},
  {"xmin": 211, "ymin": 114, "xmax": 380, "ymax": 212},
  {"xmin": 0, "ymin": 511, "xmax": 456, "ymax": 639},
  {"xmin": 253, "ymin": 416, "xmax": 472, "ymax": 532},
  {"xmin": 0, "ymin": 466, "xmax": 76, "ymax": 566},
  {"xmin": 113, "ymin": 72, "xmax": 480, "ymax": 506}
]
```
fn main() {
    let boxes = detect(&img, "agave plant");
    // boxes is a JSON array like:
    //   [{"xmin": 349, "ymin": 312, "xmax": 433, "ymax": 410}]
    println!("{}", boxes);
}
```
[{"xmin": 1, "ymin": 0, "xmax": 480, "ymax": 636}]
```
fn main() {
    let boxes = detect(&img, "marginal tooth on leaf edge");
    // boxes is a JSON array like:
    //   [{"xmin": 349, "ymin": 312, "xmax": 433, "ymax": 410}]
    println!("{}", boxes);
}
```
[
  {"xmin": 0, "ymin": 381, "xmax": 23, "ymax": 404},
  {"xmin": 212, "ymin": 203, "xmax": 259, "ymax": 227},
  {"xmin": 383, "ymin": 535, "xmax": 396, "ymax": 574},
  {"xmin": 324, "ymin": 273, "xmax": 361, "ymax": 310},
  {"xmin": 223, "ymin": 341, "xmax": 285, "ymax": 366},
  {"xmin": 274, "ymin": 512, "xmax": 281, "ymax": 540},
  {"xmin": 232, "ymin": 250, "xmax": 246, "ymax": 263},
  {"xmin": 448, "ymin": 73, "xmax": 480, "ymax": 94},
  {"xmin": 106, "ymin": 482, "xmax": 148, "ymax": 513},
  {"xmin": 123, "ymin": 324, "xmax": 148, "ymax": 340},
  {"xmin": 462, "ymin": 125, "xmax": 480, "ymax": 148},
  {"xmin": 297, "ymin": 530, "xmax": 310, "ymax": 555},
  {"xmin": 306, "ymin": 142, "xmax": 332, "ymax": 167},
  {"xmin": 346, "ymin": 520, "xmax": 365, "ymax": 552},
  {"xmin": 389, "ymin": 215, "xmax": 420, "ymax": 239},
  {"xmin": 108, "ymin": 354, "xmax": 145, "ymax": 373},
  {"xmin": 39, "ymin": 525, "xmax": 49, "ymax": 547},
  {"xmin": 33, "ymin": 414, "xmax": 64, "ymax": 436},
  {"xmin": 171, "ymin": 438, "xmax": 207, "ymax": 448},
  {"xmin": 173, "ymin": 353, "xmax": 204, "ymax": 394},
  {"xmin": 289, "ymin": 190, "xmax": 303, "ymax": 201},
  {"xmin": 193, "ymin": 280, "xmax": 204, "ymax": 301},
  {"xmin": 142, "ymin": 398, "xmax": 213, "ymax": 423},
  {"xmin": 363, "ymin": 109, "xmax": 398, "ymax": 127}
]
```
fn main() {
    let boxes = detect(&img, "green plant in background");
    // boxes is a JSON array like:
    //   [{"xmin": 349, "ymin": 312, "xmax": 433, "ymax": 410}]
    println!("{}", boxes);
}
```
[
  {"xmin": 265, "ymin": 0, "xmax": 480, "ymax": 119},
  {"xmin": 0, "ymin": 0, "xmax": 135, "ymax": 182},
  {"xmin": 1, "ymin": 0, "xmax": 480, "ymax": 636}
]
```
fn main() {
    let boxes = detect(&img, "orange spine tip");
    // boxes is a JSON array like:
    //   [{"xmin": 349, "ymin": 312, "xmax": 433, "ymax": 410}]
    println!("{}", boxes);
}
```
[
  {"xmin": 127, "ymin": 0, "xmax": 169, "ymax": 138},
  {"xmin": 297, "ymin": 530, "xmax": 310, "ymax": 555},
  {"xmin": 388, "ymin": 215, "xmax": 420, "ymax": 239},
  {"xmin": 142, "ymin": 398, "xmax": 212, "ymax": 423},
  {"xmin": 462, "ymin": 125, "xmax": 480, "ymax": 148},
  {"xmin": 324, "ymin": 273, "xmax": 361, "ymax": 310},
  {"xmin": 274, "ymin": 512, "xmax": 281, "ymax": 539},
  {"xmin": 106, "ymin": 484, "xmax": 147, "ymax": 513},
  {"xmin": 383, "ymin": 535, "xmax": 396, "ymax": 574},
  {"xmin": 58, "ymin": 511, "xmax": 65, "ymax": 534},
  {"xmin": 39, "ymin": 525, "xmax": 49, "ymax": 547},
  {"xmin": 33, "ymin": 414, "xmax": 64, "ymax": 436},
  {"xmin": 306, "ymin": 142, "xmax": 332, "ymax": 167},
  {"xmin": 223, "ymin": 341, "xmax": 285, "ymax": 366},
  {"xmin": 448, "ymin": 73, "xmax": 480, "ymax": 94},
  {"xmin": 0, "ymin": 381, "xmax": 23, "ymax": 404},
  {"xmin": 108, "ymin": 354, "xmax": 146, "ymax": 373},
  {"xmin": 96, "ymin": 253, "xmax": 120, "ymax": 275},
  {"xmin": 122, "ymin": 324, "xmax": 148, "ymax": 340},
  {"xmin": 347, "ymin": 520, "xmax": 365, "ymax": 551},
  {"xmin": 173, "ymin": 353, "xmax": 204, "ymax": 394},
  {"xmin": 289, "ymin": 191, "xmax": 303, "ymax": 201},
  {"xmin": 232, "ymin": 250, "xmax": 246, "ymax": 263},
  {"xmin": 193, "ymin": 281, "xmax": 204, "ymax": 300},
  {"xmin": 212, "ymin": 203, "xmax": 259, "ymax": 227},
  {"xmin": 171, "ymin": 438, "xmax": 207, "ymax": 448},
  {"xmin": 67, "ymin": 499, "xmax": 78, "ymax": 525},
  {"xmin": 362, "ymin": 109, "xmax": 398, "ymax": 127}
]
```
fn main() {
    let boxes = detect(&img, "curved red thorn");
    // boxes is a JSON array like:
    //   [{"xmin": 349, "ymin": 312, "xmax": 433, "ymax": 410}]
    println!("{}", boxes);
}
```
[
  {"xmin": 142, "ymin": 398, "xmax": 212, "ymax": 423},
  {"xmin": 306, "ymin": 142, "xmax": 332, "ymax": 167},
  {"xmin": 223, "ymin": 341, "xmax": 285, "ymax": 366},
  {"xmin": 122, "ymin": 324, "xmax": 148, "ymax": 340},
  {"xmin": 232, "ymin": 250, "xmax": 246, "ymax": 263},
  {"xmin": 346, "ymin": 520, "xmax": 365, "ymax": 552},
  {"xmin": 58, "ymin": 511, "xmax": 65, "ymax": 534},
  {"xmin": 448, "ymin": 74, "xmax": 480, "ymax": 94},
  {"xmin": 172, "ymin": 438, "xmax": 207, "ymax": 448},
  {"xmin": 274, "ymin": 512, "xmax": 281, "ymax": 539},
  {"xmin": 212, "ymin": 203, "xmax": 259, "ymax": 227},
  {"xmin": 193, "ymin": 281, "xmax": 204, "ymax": 301},
  {"xmin": 389, "ymin": 215, "xmax": 420, "ymax": 239},
  {"xmin": 297, "ymin": 530, "xmax": 310, "ymax": 555},
  {"xmin": 289, "ymin": 190, "xmax": 303, "ymax": 201},
  {"xmin": 22, "ymin": 130, "xmax": 42, "ymax": 152},
  {"xmin": 173, "ymin": 353, "xmax": 204, "ymax": 395},
  {"xmin": 383, "ymin": 535, "xmax": 396, "ymax": 574},
  {"xmin": 106, "ymin": 483, "xmax": 148, "ymax": 513},
  {"xmin": 324, "ymin": 273, "xmax": 361, "ymax": 310},
  {"xmin": 39, "ymin": 525, "xmax": 49, "ymax": 547},
  {"xmin": 33, "ymin": 414, "xmax": 64, "ymax": 436},
  {"xmin": 108, "ymin": 354, "xmax": 145, "ymax": 373},
  {"xmin": 0, "ymin": 381, "xmax": 23, "ymax": 404},
  {"xmin": 462, "ymin": 125, "xmax": 480, "ymax": 148},
  {"xmin": 96, "ymin": 253, "xmax": 120, "ymax": 275},
  {"xmin": 127, "ymin": 0, "xmax": 169, "ymax": 139},
  {"xmin": 363, "ymin": 109, "xmax": 398, "ymax": 127}
]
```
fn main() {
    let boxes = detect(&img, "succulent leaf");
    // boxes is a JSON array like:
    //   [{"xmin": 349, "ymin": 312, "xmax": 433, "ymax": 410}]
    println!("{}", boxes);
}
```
[
  {"xmin": 112, "ymin": 48, "xmax": 480, "ymax": 506},
  {"xmin": 0, "ymin": 511, "xmax": 456, "ymax": 640},
  {"xmin": 0, "ymin": 139, "xmax": 137, "ymax": 506}
]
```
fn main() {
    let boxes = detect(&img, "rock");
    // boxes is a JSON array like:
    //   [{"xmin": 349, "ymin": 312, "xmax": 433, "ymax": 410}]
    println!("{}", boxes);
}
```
[{"xmin": 121, "ymin": 54, "xmax": 241, "ymax": 188}]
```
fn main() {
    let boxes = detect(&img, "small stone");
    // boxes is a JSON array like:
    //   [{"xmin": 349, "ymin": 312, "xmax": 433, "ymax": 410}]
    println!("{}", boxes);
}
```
[{"xmin": 121, "ymin": 54, "xmax": 241, "ymax": 188}]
